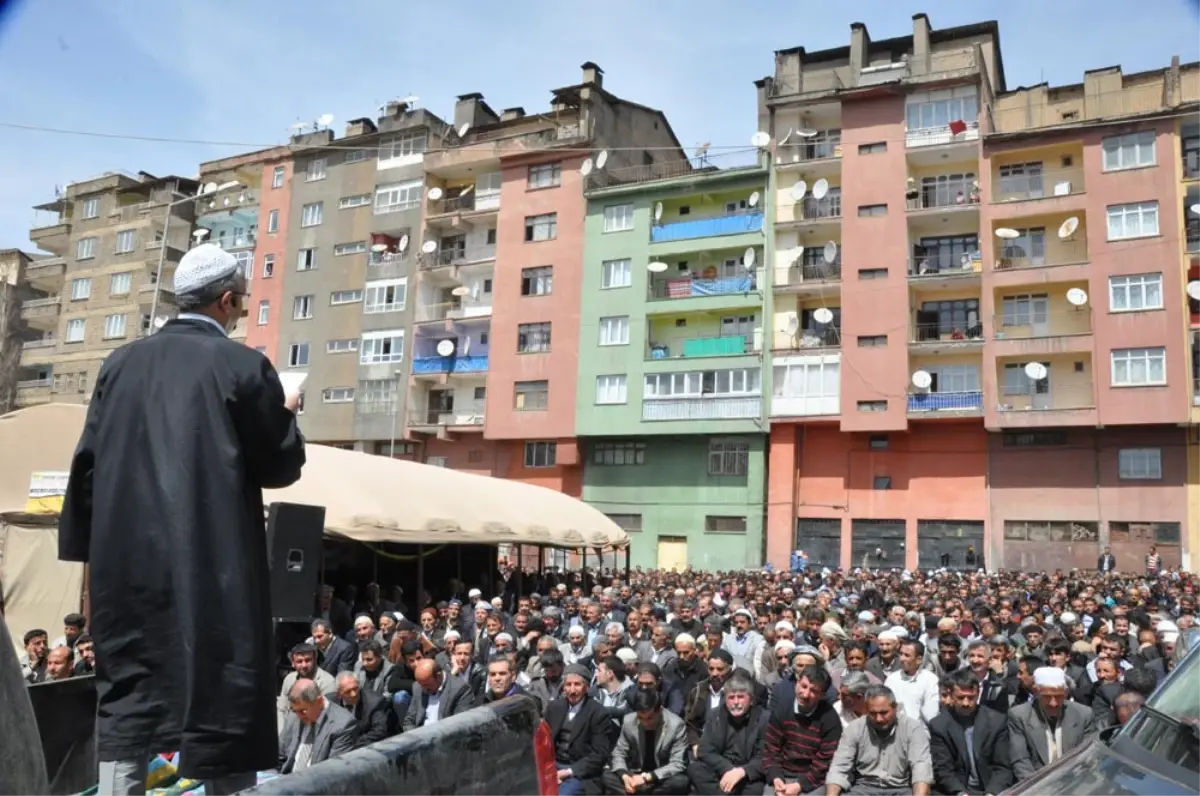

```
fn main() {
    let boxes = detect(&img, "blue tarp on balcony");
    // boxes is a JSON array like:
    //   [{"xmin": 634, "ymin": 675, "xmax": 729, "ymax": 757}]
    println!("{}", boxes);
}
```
[
  {"xmin": 412, "ymin": 355, "xmax": 489, "ymax": 374},
  {"xmin": 650, "ymin": 212, "xmax": 764, "ymax": 243},
  {"xmin": 907, "ymin": 391, "xmax": 983, "ymax": 413}
]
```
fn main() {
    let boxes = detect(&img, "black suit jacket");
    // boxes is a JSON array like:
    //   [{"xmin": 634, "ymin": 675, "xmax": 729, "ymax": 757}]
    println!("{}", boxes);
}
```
[
  {"xmin": 336, "ymin": 687, "xmax": 389, "ymax": 748},
  {"xmin": 929, "ymin": 706, "xmax": 1014, "ymax": 796},
  {"xmin": 319, "ymin": 636, "xmax": 358, "ymax": 676},
  {"xmin": 543, "ymin": 697, "xmax": 613, "ymax": 781}
]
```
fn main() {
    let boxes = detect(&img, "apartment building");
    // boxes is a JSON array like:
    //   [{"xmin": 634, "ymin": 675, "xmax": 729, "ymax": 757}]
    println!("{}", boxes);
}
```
[
  {"xmin": 577, "ymin": 165, "xmax": 770, "ymax": 569},
  {"xmin": 17, "ymin": 171, "xmax": 198, "ymax": 409},
  {"xmin": 761, "ymin": 15, "xmax": 1200, "ymax": 572}
]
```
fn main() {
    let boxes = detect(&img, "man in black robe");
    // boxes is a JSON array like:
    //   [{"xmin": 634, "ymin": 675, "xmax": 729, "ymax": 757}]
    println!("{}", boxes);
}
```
[{"xmin": 59, "ymin": 243, "xmax": 306, "ymax": 795}]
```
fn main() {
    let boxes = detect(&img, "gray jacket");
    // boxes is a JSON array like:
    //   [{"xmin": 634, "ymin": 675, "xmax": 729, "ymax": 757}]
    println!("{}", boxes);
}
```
[
  {"xmin": 402, "ymin": 672, "xmax": 476, "ymax": 731},
  {"xmin": 611, "ymin": 710, "xmax": 688, "ymax": 781},
  {"xmin": 277, "ymin": 669, "xmax": 337, "ymax": 731},
  {"xmin": 278, "ymin": 700, "xmax": 357, "ymax": 773},
  {"xmin": 1007, "ymin": 700, "xmax": 1097, "ymax": 780}
]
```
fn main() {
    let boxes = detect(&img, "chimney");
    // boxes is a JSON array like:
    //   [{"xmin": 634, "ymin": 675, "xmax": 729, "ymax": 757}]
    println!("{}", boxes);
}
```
[
  {"xmin": 581, "ymin": 61, "xmax": 604, "ymax": 88},
  {"xmin": 911, "ymin": 14, "xmax": 932, "ymax": 74},
  {"xmin": 500, "ymin": 107, "xmax": 526, "ymax": 122},
  {"xmin": 345, "ymin": 117, "xmax": 378, "ymax": 138},
  {"xmin": 383, "ymin": 101, "xmax": 408, "ymax": 118},
  {"xmin": 454, "ymin": 93, "xmax": 500, "ymax": 130},
  {"xmin": 849, "ymin": 22, "xmax": 870, "ymax": 78}
]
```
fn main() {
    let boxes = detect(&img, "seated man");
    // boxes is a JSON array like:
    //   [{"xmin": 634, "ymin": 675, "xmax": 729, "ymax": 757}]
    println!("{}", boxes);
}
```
[
  {"xmin": 278, "ymin": 679, "xmax": 358, "ymax": 774},
  {"xmin": 1007, "ymin": 667, "xmax": 1096, "ymax": 780},
  {"xmin": 687, "ymin": 672, "xmax": 768, "ymax": 795},
  {"xmin": 482, "ymin": 654, "xmax": 528, "ymax": 703},
  {"xmin": 761, "ymin": 665, "xmax": 842, "ymax": 795},
  {"xmin": 331, "ymin": 672, "xmax": 390, "ymax": 748},
  {"xmin": 602, "ymin": 688, "xmax": 690, "ymax": 795},
  {"xmin": 545, "ymin": 664, "xmax": 613, "ymax": 796},
  {"xmin": 928, "ymin": 669, "xmax": 1014, "ymax": 796},
  {"xmin": 402, "ymin": 658, "xmax": 476, "ymax": 731},
  {"xmin": 826, "ymin": 684, "xmax": 934, "ymax": 796},
  {"xmin": 278, "ymin": 643, "xmax": 337, "ymax": 731}
]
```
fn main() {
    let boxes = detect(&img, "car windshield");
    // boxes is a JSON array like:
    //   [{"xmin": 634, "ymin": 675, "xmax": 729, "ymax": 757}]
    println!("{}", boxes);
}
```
[
  {"xmin": 1145, "ymin": 629, "xmax": 1200, "ymax": 723},
  {"xmin": 1118, "ymin": 630, "xmax": 1200, "ymax": 774}
]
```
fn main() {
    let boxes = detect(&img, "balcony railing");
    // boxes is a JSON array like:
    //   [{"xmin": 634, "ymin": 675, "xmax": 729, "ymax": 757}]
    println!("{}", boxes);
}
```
[
  {"xmin": 647, "ymin": 332, "xmax": 758, "ymax": 360},
  {"xmin": 1186, "ymin": 219, "xmax": 1200, "ymax": 253},
  {"xmin": 796, "ymin": 192, "xmax": 842, "ymax": 222},
  {"xmin": 415, "ymin": 301, "xmax": 492, "ymax": 323},
  {"xmin": 910, "ymin": 322, "xmax": 984, "ymax": 344},
  {"xmin": 785, "ymin": 325, "xmax": 841, "ymax": 350},
  {"xmin": 648, "ymin": 273, "xmax": 756, "ymax": 301},
  {"xmin": 650, "ymin": 211, "xmax": 764, "ymax": 244},
  {"xmin": 993, "ymin": 309, "xmax": 1092, "ymax": 340},
  {"xmin": 776, "ymin": 131, "xmax": 842, "ymax": 164},
  {"xmin": 411, "ymin": 355, "xmax": 489, "ymax": 374},
  {"xmin": 993, "ymin": 240, "xmax": 1088, "ymax": 270},
  {"xmin": 428, "ymin": 194, "xmax": 500, "ymax": 216},
  {"xmin": 907, "ymin": 390, "xmax": 983, "ymax": 415},
  {"xmin": 996, "ymin": 383, "xmax": 1094, "ymax": 413},
  {"xmin": 419, "ymin": 246, "xmax": 496, "ymax": 269},
  {"xmin": 907, "ymin": 180, "xmax": 981, "ymax": 210},
  {"xmin": 409, "ymin": 401, "xmax": 486, "ymax": 427},
  {"xmin": 16, "ymin": 378, "xmax": 52, "ymax": 389},
  {"xmin": 373, "ymin": 199, "xmax": 420, "ymax": 216},
  {"xmin": 768, "ymin": 70, "xmax": 844, "ymax": 98},
  {"xmin": 774, "ymin": 260, "xmax": 842, "ymax": 288},
  {"xmin": 21, "ymin": 338, "xmax": 56, "ymax": 350},
  {"xmin": 909, "ymin": 252, "xmax": 982, "ymax": 278},
  {"xmin": 992, "ymin": 167, "xmax": 1085, "ymax": 203},
  {"xmin": 642, "ymin": 395, "xmax": 761, "ymax": 422},
  {"xmin": 905, "ymin": 121, "xmax": 979, "ymax": 148},
  {"xmin": 368, "ymin": 251, "xmax": 409, "ymax": 267},
  {"xmin": 21, "ymin": 297, "xmax": 61, "ymax": 312},
  {"xmin": 1181, "ymin": 143, "xmax": 1198, "ymax": 179},
  {"xmin": 772, "ymin": 393, "xmax": 839, "ymax": 417},
  {"xmin": 1193, "ymin": 374, "xmax": 1200, "ymax": 407}
]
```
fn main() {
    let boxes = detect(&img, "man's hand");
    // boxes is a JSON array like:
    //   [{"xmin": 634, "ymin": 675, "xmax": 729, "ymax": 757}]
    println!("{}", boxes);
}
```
[
  {"xmin": 556, "ymin": 768, "xmax": 572, "ymax": 783},
  {"xmin": 989, "ymin": 657, "xmax": 1006, "ymax": 674},
  {"xmin": 780, "ymin": 782, "xmax": 801, "ymax": 796},
  {"xmin": 772, "ymin": 778, "xmax": 787, "ymax": 795},
  {"xmin": 284, "ymin": 391, "xmax": 301, "ymax": 413},
  {"xmin": 719, "ymin": 767, "xmax": 746, "ymax": 792},
  {"xmin": 622, "ymin": 773, "xmax": 642, "ymax": 793}
]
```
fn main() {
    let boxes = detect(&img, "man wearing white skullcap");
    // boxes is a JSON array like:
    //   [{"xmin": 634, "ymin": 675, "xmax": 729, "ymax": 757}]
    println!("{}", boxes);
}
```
[
  {"xmin": 59, "ymin": 242, "xmax": 306, "ymax": 794},
  {"xmin": 1007, "ymin": 666, "xmax": 1097, "ymax": 779}
]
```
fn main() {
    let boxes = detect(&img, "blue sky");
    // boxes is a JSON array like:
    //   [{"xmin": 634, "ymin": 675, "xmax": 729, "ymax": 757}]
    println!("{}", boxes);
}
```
[{"xmin": 0, "ymin": 0, "xmax": 1197, "ymax": 250}]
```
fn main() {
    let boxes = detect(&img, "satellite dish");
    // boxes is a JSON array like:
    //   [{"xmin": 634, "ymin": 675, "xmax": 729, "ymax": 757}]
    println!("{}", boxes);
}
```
[
  {"xmin": 192, "ymin": 229, "xmax": 209, "ymax": 239},
  {"xmin": 646, "ymin": 261, "xmax": 669, "ymax": 273},
  {"xmin": 779, "ymin": 129, "xmax": 794, "ymax": 144},
  {"xmin": 1066, "ymin": 288, "xmax": 1089, "ymax": 306},
  {"xmin": 823, "ymin": 241, "xmax": 838, "ymax": 264},
  {"xmin": 451, "ymin": 285, "xmax": 470, "ymax": 297},
  {"xmin": 912, "ymin": 370, "xmax": 932, "ymax": 390},
  {"xmin": 397, "ymin": 234, "xmax": 409, "ymax": 252},
  {"xmin": 421, "ymin": 240, "xmax": 438, "ymax": 254},
  {"xmin": 428, "ymin": 186, "xmax": 444, "ymax": 201},
  {"xmin": 580, "ymin": 158, "xmax": 594, "ymax": 176},
  {"xmin": 153, "ymin": 316, "xmax": 168, "ymax": 329},
  {"xmin": 751, "ymin": 131, "xmax": 771, "ymax": 148},
  {"xmin": 742, "ymin": 248, "xmax": 756, "ymax": 268},
  {"xmin": 786, "ymin": 314, "xmax": 800, "ymax": 335},
  {"xmin": 371, "ymin": 243, "xmax": 388, "ymax": 253},
  {"xmin": 790, "ymin": 180, "xmax": 807, "ymax": 202},
  {"xmin": 995, "ymin": 227, "xmax": 1020, "ymax": 239},
  {"xmin": 654, "ymin": 202, "xmax": 663, "ymax": 221},
  {"xmin": 202, "ymin": 181, "xmax": 219, "ymax": 195},
  {"xmin": 796, "ymin": 128, "xmax": 819, "ymax": 138},
  {"xmin": 794, "ymin": 244, "xmax": 805, "ymax": 257},
  {"xmin": 458, "ymin": 122, "xmax": 471, "ymax": 137},
  {"xmin": 1187, "ymin": 281, "xmax": 1200, "ymax": 301},
  {"xmin": 812, "ymin": 179, "xmax": 829, "ymax": 200},
  {"xmin": 1191, "ymin": 204, "xmax": 1200, "ymax": 215},
  {"xmin": 461, "ymin": 336, "xmax": 471, "ymax": 355},
  {"xmin": 436, "ymin": 339, "xmax": 455, "ymax": 357},
  {"xmin": 1058, "ymin": 216, "xmax": 1079, "ymax": 239},
  {"xmin": 748, "ymin": 191, "xmax": 760, "ymax": 208},
  {"xmin": 1024, "ymin": 362, "xmax": 1048, "ymax": 380},
  {"xmin": 317, "ymin": 113, "xmax": 334, "ymax": 127},
  {"xmin": 596, "ymin": 151, "xmax": 609, "ymax": 169},
  {"xmin": 458, "ymin": 184, "xmax": 474, "ymax": 197},
  {"xmin": 813, "ymin": 307, "xmax": 834, "ymax": 324}
]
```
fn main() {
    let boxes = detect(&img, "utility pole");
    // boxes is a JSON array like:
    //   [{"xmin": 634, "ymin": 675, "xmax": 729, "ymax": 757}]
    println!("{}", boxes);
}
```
[{"xmin": 0, "ymin": 259, "xmax": 18, "ymax": 415}]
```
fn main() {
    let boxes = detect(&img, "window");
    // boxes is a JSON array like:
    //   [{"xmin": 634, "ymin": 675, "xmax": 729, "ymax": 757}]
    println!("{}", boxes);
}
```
[
  {"xmin": 869, "ymin": 436, "xmax": 889, "ymax": 450},
  {"xmin": 70, "ymin": 277, "xmax": 91, "ymax": 300},
  {"xmin": 858, "ymin": 204, "xmax": 887, "ymax": 217},
  {"xmin": 1102, "ymin": 131, "xmax": 1156, "ymax": 171},
  {"xmin": 514, "ymin": 380, "xmax": 549, "ymax": 410},
  {"xmin": 288, "ymin": 343, "xmax": 310, "ymax": 367},
  {"xmin": 857, "ymin": 400, "xmax": 888, "ymax": 412},
  {"xmin": 606, "ymin": 514, "xmax": 643, "ymax": 532},
  {"xmin": 322, "ymin": 387, "xmax": 355, "ymax": 403},
  {"xmin": 1001, "ymin": 293, "xmax": 1049, "ymax": 326},
  {"xmin": 272, "ymin": 166, "xmax": 285, "ymax": 188},
  {"xmin": 704, "ymin": 516, "xmax": 747, "ymax": 534},
  {"xmin": 100, "ymin": 314, "xmax": 125, "ymax": 339},
  {"xmin": 326, "ymin": 338, "xmax": 359, "ymax": 354},
  {"xmin": 76, "ymin": 237, "xmax": 96, "ymax": 260},
  {"xmin": 267, "ymin": 209, "xmax": 279, "ymax": 233},
  {"xmin": 857, "ymin": 335, "xmax": 887, "ymax": 347},
  {"xmin": 297, "ymin": 249, "xmax": 317, "ymax": 271},
  {"xmin": 1118, "ymin": 448, "xmax": 1162, "ymax": 480},
  {"xmin": 524, "ymin": 441, "xmax": 557, "ymax": 468},
  {"xmin": 344, "ymin": 149, "xmax": 368, "ymax": 164},
  {"xmin": 425, "ymin": 456, "xmax": 448, "ymax": 468},
  {"xmin": 644, "ymin": 368, "xmax": 761, "ymax": 397},
  {"xmin": 1110, "ymin": 274, "xmax": 1163, "ymax": 312},
  {"xmin": 360, "ymin": 329, "xmax": 405, "ymax": 364},
  {"xmin": 521, "ymin": 266, "xmax": 553, "ymax": 296},
  {"xmin": 301, "ymin": 202, "xmax": 324, "ymax": 227},
  {"xmin": 528, "ymin": 163, "xmax": 562, "ymax": 189},
  {"xmin": 598, "ymin": 316, "xmax": 630, "ymax": 346},
  {"xmin": 773, "ymin": 356, "xmax": 839, "ymax": 415},
  {"xmin": 595, "ymin": 374, "xmax": 628, "ymax": 404},
  {"xmin": 357, "ymin": 379, "xmax": 396, "ymax": 413},
  {"xmin": 114, "ymin": 229, "xmax": 136, "ymax": 254},
  {"xmin": 1107, "ymin": 202, "xmax": 1159, "ymax": 240},
  {"xmin": 293, "ymin": 295, "xmax": 314, "ymax": 319},
  {"xmin": 254, "ymin": 300, "xmax": 269, "ymax": 325},
  {"xmin": 65, "ymin": 319, "xmax": 86, "ymax": 342},
  {"xmin": 109, "ymin": 272, "xmax": 132, "ymax": 295},
  {"xmin": 233, "ymin": 250, "xmax": 252, "ymax": 279},
  {"xmin": 339, "ymin": 194, "xmax": 371, "ymax": 209},
  {"xmin": 858, "ymin": 142, "xmax": 887, "ymax": 154},
  {"xmin": 603, "ymin": 204, "xmax": 634, "ymax": 232},
  {"xmin": 858, "ymin": 268, "xmax": 888, "ymax": 279},
  {"xmin": 517, "ymin": 322, "xmax": 551, "ymax": 352},
  {"xmin": 593, "ymin": 442, "xmax": 645, "ymax": 466},
  {"xmin": 306, "ymin": 158, "xmax": 327, "ymax": 181},
  {"xmin": 374, "ymin": 181, "xmax": 422, "ymax": 213},
  {"xmin": 928, "ymin": 364, "xmax": 981, "ymax": 393},
  {"xmin": 708, "ymin": 440, "xmax": 749, "ymax": 476},
  {"xmin": 330, "ymin": 289, "xmax": 363, "ymax": 305},
  {"xmin": 601, "ymin": 258, "xmax": 632, "ymax": 289},
  {"xmin": 333, "ymin": 241, "xmax": 367, "ymax": 257},
  {"xmin": 1111, "ymin": 347, "xmax": 1166, "ymax": 386},
  {"xmin": 524, "ymin": 213, "xmax": 557, "ymax": 242},
  {"xmin": 379, "ymin": 132, "xmax": 427, "ymax": 161},
  {"xmin": 1003, "ymin": 431, "xmax": 1068, "ymax": 447},
  {"xmin": 873, "ymin": 476, "xmax": 892, "ymax": 490},
  {"xmin": 906, "ymin": 86, "xmax": 978, "ymax": 131},
  {"xmin": 262, "ymin": 254, "xmax": 275, "ymax": 277},
  {"xmin": 81, "ymin": 197, "xmax": 100, "ymax": 219},
  {"xmin": 364, "ymin": 278, "xmax": 407, "ymax": 313}
]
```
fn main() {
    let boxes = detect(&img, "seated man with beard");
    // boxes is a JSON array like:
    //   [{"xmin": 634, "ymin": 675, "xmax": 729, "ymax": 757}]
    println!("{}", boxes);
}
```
[
  {"xmin": 928, "ymin": 669, "xmax": 1014, "ymax": 795},
  {"xmin": 826, "ymin": 684, "xmax": 934, "ymax": 796},
  {"xmin": 603, "ymin": 687, "xmax": 690, "ymax": 795},
  {"xmin": 687, "ymin": 672, "xmax": 768, "ymax": 795}
]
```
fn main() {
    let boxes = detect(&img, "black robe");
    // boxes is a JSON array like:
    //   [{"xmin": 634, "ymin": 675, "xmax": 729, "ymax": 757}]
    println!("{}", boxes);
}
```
[{"xmin": 59, "ymin": 318, "xmax": 306, "ymax": 779}]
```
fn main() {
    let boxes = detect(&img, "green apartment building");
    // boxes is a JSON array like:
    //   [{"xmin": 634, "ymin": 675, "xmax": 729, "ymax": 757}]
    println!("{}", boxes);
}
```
[{"xmin": 578, "ymin": 165, "xmax": 770, "ymax": 570}]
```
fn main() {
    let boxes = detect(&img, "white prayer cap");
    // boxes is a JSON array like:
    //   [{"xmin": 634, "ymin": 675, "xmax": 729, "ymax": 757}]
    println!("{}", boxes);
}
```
[
  {"xmin": 444, "ymin": 630, "xmax": 461, "ymax": 642},
  {"xmin": 1058, "ymin": 611, "xmax": 1078, "ymax": 625},
  {"xmin": 354, "ymin": 615, "xmax": 374, "ymax": 627},
  {"xmin": 890, "ymin": 627, "xmax": 910, "ymax": 639},
  {"xmin": 675, "ymin": 633, "xmax": 697, "ymax": 648},
  {"xmin": 775, "ymin": 621, "xmax": 796, "ymax": 633},
  {"xmin": 857, "ymin": 610, "xmax": 876, "ymax": 624},
  {"xmin": 173, "ymin": 243, "xmax": 240, "ymax": 296},
  {"xmin": 491, "ymin": 596, "xmax": 504, "ymax": 607},
  {"xmin": 1033, "ymin": 667, "xmax": 1067, "ymax": 688},
  {"xmin": 615, "ymin": 647, "xmax": 638, "ymax": 664},
  {"xmin": 673, "ymin": 588, "xmax": 686, "ymax": 597},
  {"xmin": 567, "ymin": 625, "xmax": 585, "ymax": 638},
  {"xmin": 1162, "ymin": 632, "xmax": 1180, "ymax": 644},
  {"xmin": 877, "ymin": 630, "xmax": 900, "ymax": 642},
  {"xmin": 774, "ymin": 639, "xmax": 796, "ymax": 653},
  {"xmin": 606, "ymin": 622, "xmax": 624, "ymax": 634},
  {"xmin": 1157, "ymin": 620, "xmax": 1179, "ymax": 634},
  {"xmin": 468, "ymin": 588, "xmax": 482, "ymax": 598},
  {"xmin": 495, "ymin": 632, "xmax": 514, "ymax": 644},
  {"xmin": 556, "ymin": 583, "xmax": 568, "ymax": 591}
]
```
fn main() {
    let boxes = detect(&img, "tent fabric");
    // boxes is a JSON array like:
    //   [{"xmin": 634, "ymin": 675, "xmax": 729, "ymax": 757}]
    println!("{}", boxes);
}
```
[
  {"xmin": 1, "ymin": 519, "xmax": 85, "ymax": 650},
  {"xmin": 0, "ymin": 403, "xmax": 629, "ymax": 550}
]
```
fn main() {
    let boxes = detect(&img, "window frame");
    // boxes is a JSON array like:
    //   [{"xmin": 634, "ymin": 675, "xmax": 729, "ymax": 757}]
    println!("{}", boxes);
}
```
[
  {"xmin": 514, "ymin": 380, "xmax": 550, "ymax": 411},
  {"xmin": 65, "ymin": 318, "xmax": 86, "ymax": 343},
  {"xmin": 598, "ymin": 315, "xmax": 631, "ymax": 346},
  {"xmin": 287, "ymin": 343, "xmax": 310, "ymax": 368},
  {"xmin": 521, "ymin": 266, "xmax": 554, "ymax": 297},
  {"xmin": 603, "ymin": 204, "xmax": 635, "ymax": 233},
  {"xmin": 293, "ymin": 295, "xmax": 314, "ymax": 320},
  {"xmin": 363, "ymin": 278, "xmax": 407, "ymax": 313},
  {"xmin": 1106, "ymin": 202, "xmax": 1159, "ymax": 241},
  {"xmin": 528, "ymin": 162, "xmax": 562, "ymax": 189},
  {"xmin": 109, "ymin": 272, "xmax": 132, "ymax": 296},
  {"xmin": 707, "ymin": 439, "xmax": 750, "ymax": 477},
  {"xmin": 267, "ymin": 209, "xmax": 279, "ymax": 233},
  {"xmin": 595, "ymin": 374, "xmax": 628, "ymax": 404},
  {"xmin": 297, "ymin": 248, "xmax": 317, "ymax": 271},
  {"xmin": 272, "ymin": 167, "xmax": 285, "ymax": 188},
  {"xmin": 523, "ymin": 441, "xmax": 557, "ymax": 468},
  {"xmin": 1110, "ymin": 347, "xmax": 1167, "ymax": 387},
  {"xmin": 359, "ymin": 329, "xmax": 405, "ymax": 365},
  {"xmin": 517, "ymin": 321, "xmax": 552, "ymax": 353},
  {"xmin": 76, "ymin": 237, "xmax": 97, "ymax": 260},
  {"xmin": 305, "ymin": 158, "xmax": 327, "ymax": 182},
  {"xmin": 102, "ymin": 313, "xmax": 126, "ymax": 340},
  {"xmin": 301, "ymin": 202, "xmax": 324, "ymax": 228},
  {"xmin": 1108, "ymin": 273, "xmax": 1163, "ymax": 312},
  {"xmin": 1102, "ymin": 131, "xmax": 1156, "ymax": 172},
  {"xmin": 114, "ymin": 229, "xmax": 136, "ymax": 254},
  {"xmin": 524, "ymin": 213, "xmax": 557, "ymax": 242},
  {"xmin": 70, "ymin": 277, "xmax": 91, "ymax": 300},
  {"xmin": 601, "ymin": 258, "xmax": 632, "ymax": 289},
  {"xmin": 1118, "ymin": 447, "xmax": 1163, "ymax": 480}
]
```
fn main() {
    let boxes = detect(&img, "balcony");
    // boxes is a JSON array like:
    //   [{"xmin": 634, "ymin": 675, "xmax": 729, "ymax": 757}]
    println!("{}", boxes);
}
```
[
  {"xmin": 408, "ymin": 401, "xmax": 485, "ymax": 429},
  {"xmin": 777, "ymin": 323, "xmax": 841, "ymax": 352},
  {"xmin": 906, "ymin": 178, "xmax": 980, "ymax": 214},
  {"xmin": 650, "ymin": 211, "xmax": 764, "ymax": 244},
  {"xmin": 775, "ymin": 131, "xmax": 842, "ymax": 174},
  {"xmin": 992, "ymin": 166, "xmax": 1085, "ymax": 205},
  {"xmin": 24, "ymin": 257, "xmax": 65, "ymax": 291},
  {"xmin": 1183, "ymin": 140, "xmax": 1199, "ymax": 179},
  {"xmin": 424, "ymin": 119, "xmax": 587, "ymax": 176},
  {"xmin": 427, "ymin": 193, "xmax": 501, "ymax": 219},
  {"xmin": 21, "ymin": 338, "xmax": 56, "ymax": 351},
  {"xmin": 993, "ymin": 307, "xmax": 1092, "ymax": 353},
  {"xmin": 647, "ymin": 272, "xmax": 758, "ymax": 312},
  {"xmin": 995, "ymin": 382, "xmax": 1095, "ymax": 419},
  {"xmin": 909, "ymin": 321, "xmax": 984, "ymax": 354},
  {"xmin": 908, "ymin": 252, "xmax": 982, "ymax": 286},
  {"xmin": 779, "ymin": 191, "xmax": 842, "ymax": 227},
  {"xmin": 907, "ymin": 390, "xmax": 983, "ymax": 417},
  {"xmin": 411, "ymin": 355, "xmax": 489, "ymax": 375},
  {"xmin": 20, "ymin": 297, "xmax": 61, "ymax": 330},
  {"xmin": 29, "ymin": 220, "xmax": 71, "ymax": 254},
  {"xmin": 766, "ymin": 69, "xmax": 844, "ymax": 101},
  {"xmin": 991, "ymin": 223, "xmax": 1089, "ymax": 280},
  {"xmin": 773, "ymin": 259, "xmax": 841, "ymax": 295},
  {"xmin": 419, "ymin": 246, "xmax": 496, "ymax": 270},
  {"xmin": 772, "ymin": 352, "xmax": 840, "ymax": 418},
  {"xmin": 647, "ymin": 329, "xmax": 760, "ymax": 361},
  {"xmin": 642, "ymin": 395, "xmax": 760, "ymax": 422},
  {"xmin": 415, "ymin": 300, "xmax": 493, "ymax": 324},
  {"xmin": 15, "ymin": 378, "xmax": 52, "ymax": 406},
  {"xmin": 905, "ymin": 121, "xmax": 979, "ymax": 150}
]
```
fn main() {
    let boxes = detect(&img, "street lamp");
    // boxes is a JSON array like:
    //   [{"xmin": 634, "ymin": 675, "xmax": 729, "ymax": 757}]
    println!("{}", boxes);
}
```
[{"xmin": 147, "ymin": 180, "xmax": 241, "ymax": 333}]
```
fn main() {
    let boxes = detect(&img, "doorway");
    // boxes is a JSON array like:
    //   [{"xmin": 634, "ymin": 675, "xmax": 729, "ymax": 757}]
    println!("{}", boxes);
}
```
[{"xmin": 656, "ymin": 536, "xmax": 688, "ymax": 572}]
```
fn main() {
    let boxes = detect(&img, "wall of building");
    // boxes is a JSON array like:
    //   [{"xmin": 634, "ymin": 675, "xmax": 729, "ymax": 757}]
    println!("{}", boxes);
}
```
[{"xmin": 244, "ymin": 159, "xmax": 292, "ymax": 363}]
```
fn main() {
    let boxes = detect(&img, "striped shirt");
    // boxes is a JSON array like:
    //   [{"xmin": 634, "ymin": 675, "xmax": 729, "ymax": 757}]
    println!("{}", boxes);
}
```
[{"xmin": 760, "ymin": 697, "xmax": 843, "ymax": 792}]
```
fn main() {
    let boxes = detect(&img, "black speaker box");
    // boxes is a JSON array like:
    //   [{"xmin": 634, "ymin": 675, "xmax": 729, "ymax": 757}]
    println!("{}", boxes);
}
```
[{"xmin": 266, "ymin": 502, "xmax": 326, "ymax": 621}]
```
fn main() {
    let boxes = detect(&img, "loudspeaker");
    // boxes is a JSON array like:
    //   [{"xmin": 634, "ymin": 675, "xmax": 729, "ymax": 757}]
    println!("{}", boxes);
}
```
[{"xmin": 266, "ymin": 502, "xmax": 326, "ymax": 621}]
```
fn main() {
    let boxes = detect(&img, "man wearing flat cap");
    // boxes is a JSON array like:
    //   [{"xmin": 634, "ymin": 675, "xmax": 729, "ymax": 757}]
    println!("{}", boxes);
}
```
[{"xmin": 60, "ymin": 243, "xmax": 306, "ymax": 794}]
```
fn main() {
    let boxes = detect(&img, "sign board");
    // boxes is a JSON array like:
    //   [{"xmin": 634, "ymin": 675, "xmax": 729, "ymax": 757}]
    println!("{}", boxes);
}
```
[{"xmin": 27, "ymin": 471, "xmax": 69, "ymax": 514}]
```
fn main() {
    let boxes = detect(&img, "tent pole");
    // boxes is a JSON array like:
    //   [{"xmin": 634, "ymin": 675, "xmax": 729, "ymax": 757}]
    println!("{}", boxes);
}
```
[
  {"xmin": 416, "ymin": 544, "xmax": 425, "ymax": 611},
  {"xmin": 625, "ymin": 545, "xmax": 631, "ymax": 582}
]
